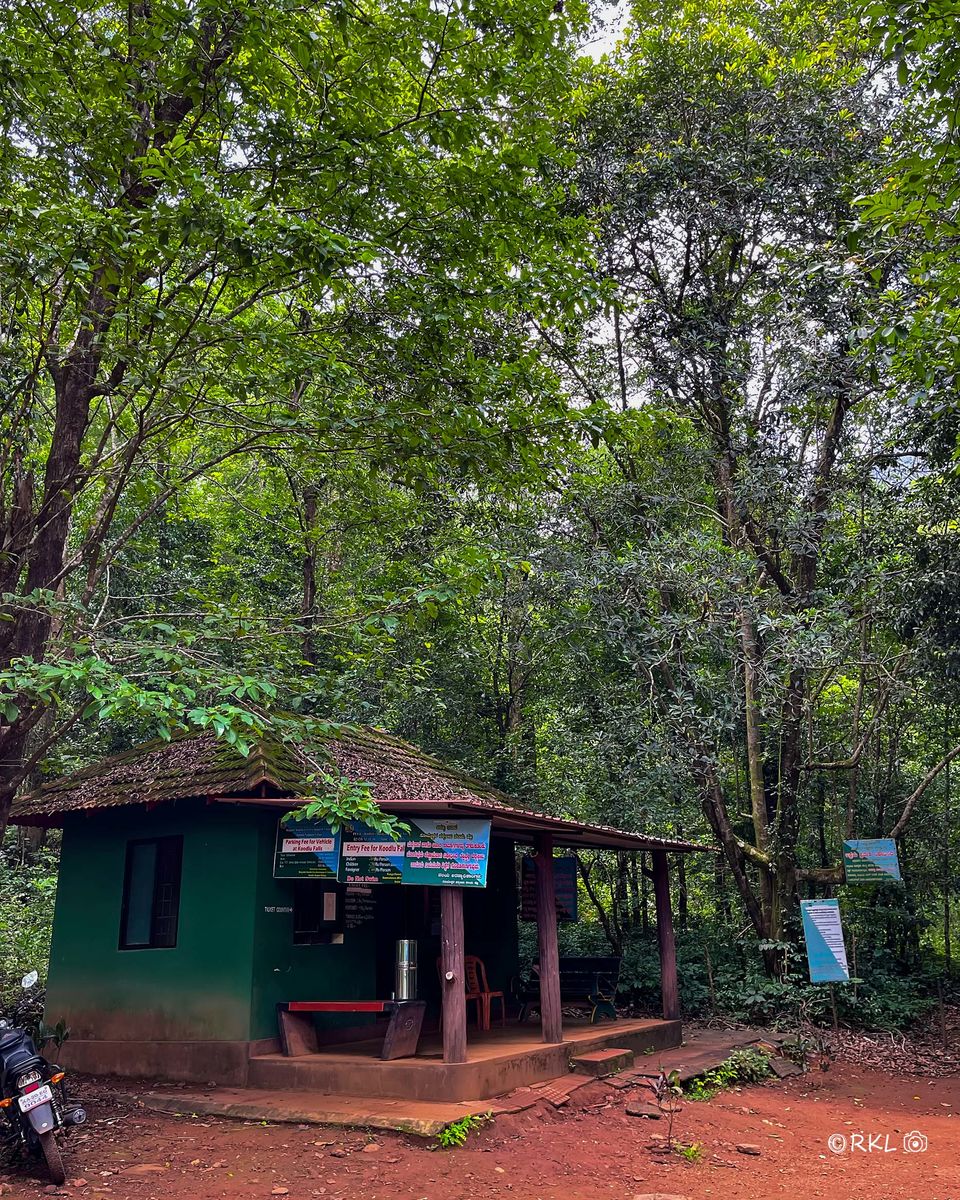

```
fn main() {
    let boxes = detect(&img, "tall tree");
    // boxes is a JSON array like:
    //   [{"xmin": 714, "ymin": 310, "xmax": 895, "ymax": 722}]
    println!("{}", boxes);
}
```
[
  {"xmin": 550, "ymin": 0, "xmax": 926, "ymax": 952},
  {"xmin": 0, "ymin": 0, "xmax": 589, "ymax": 835}
]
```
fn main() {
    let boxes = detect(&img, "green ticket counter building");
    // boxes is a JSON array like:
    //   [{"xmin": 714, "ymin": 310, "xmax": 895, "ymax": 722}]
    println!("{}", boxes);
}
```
[{"xmin": 11, "ymin": 729, "xmax": 705, "ymax": 1099}]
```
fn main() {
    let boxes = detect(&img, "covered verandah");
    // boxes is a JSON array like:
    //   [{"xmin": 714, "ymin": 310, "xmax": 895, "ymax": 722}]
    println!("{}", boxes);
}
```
[
  {"xmin": 247, "ymin": 1014, "xmax": 682, "ymax": 1102},
  {"xmin": 238, "ymin": 785, "xmax": 710, "ymax": 1089},
  {"xmin": 427, "ymin": 811, "xmax": 692, "ymax": 1066}
]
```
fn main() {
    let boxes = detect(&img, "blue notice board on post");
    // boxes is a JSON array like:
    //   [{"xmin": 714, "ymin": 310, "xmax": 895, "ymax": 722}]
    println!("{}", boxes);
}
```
[
  {"xmin": 520, "ymin": 856, "xmax": 579, "ymax": 921},
  {"xmin": 800, "ymin": 899, "xmax": 850, "ymax": 983},
  {"xmin": 401, "ymin": 818, "xmax": 491, "ymax": 888},
  {"xmin": 843, "ymin": 838, "xmax": 901, "ymax": 884}
]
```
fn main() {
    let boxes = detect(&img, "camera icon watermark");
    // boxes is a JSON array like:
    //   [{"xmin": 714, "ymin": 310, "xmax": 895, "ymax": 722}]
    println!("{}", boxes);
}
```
[{"xmin": 827, "ymin": 1131, "xmax": 928, "ymax": 1154}]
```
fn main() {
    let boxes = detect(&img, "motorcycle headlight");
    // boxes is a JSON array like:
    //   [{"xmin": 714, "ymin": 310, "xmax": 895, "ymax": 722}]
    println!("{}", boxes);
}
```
[{"xmin": 16, "ymin": 1070, "xmax": 42, "ymax": 1089}]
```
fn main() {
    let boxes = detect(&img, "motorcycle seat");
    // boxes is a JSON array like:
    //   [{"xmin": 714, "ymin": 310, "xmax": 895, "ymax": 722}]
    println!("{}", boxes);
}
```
[{"xmin": 1, "ymin": 1045, "xmax": 37, "ymax": 1071}]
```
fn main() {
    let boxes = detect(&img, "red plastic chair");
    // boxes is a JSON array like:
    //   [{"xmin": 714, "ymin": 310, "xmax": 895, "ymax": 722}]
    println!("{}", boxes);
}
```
[
  {"xmin": 436, "ymin": 957, "xmax": 484, "ymax": 1028},
  {"xmin": 465, "ymin": 955, "xmax": 505, "ymax": 1030},
  {"xmin": 436, "ymin": 956, "xmax": 504, "ymax": 1030}
]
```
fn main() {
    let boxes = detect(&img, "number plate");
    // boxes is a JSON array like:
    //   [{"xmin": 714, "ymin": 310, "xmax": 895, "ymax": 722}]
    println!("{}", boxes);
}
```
[{"xmin": 18, "ymin": 1085, "xmax": 52, "ymax": 1112}]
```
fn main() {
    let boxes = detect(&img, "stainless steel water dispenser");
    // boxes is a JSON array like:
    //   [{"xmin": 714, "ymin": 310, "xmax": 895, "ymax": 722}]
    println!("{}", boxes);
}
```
[{"xmin": 394, "ymin": 938, "xmax": 418, "ymax": 1000}]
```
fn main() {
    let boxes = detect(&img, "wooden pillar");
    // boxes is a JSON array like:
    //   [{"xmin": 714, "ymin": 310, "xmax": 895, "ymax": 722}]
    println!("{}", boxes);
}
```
[
  {"xmin": 652, "ymin": 849, "xmax": 680, "ymax": 1021},
  {"xmin": 534, "ymin": 834, "xmax": 563, "ymax": 1044},
  {"xmin": 440, "ymin": 886, "xmax": 467, "ymax": 1064}
]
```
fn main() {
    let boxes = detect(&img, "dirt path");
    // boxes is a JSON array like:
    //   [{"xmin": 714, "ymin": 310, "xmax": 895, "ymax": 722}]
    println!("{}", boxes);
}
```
[{"xmin": 1, "ymin": 1062, "xmax": 956, "ymax": 1199}]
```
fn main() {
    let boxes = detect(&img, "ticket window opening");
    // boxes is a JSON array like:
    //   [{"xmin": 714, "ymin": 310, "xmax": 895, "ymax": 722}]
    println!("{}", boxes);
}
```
[{"xmin": 293, "ymin": 881, "xmax": 345, "ymax": 945}]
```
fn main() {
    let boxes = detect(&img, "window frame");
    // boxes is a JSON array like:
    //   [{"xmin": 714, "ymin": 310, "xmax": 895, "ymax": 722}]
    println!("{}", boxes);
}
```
[
  {"xmin": 292, "ymin": 880, "xmax": 345, "ymax": 946},
  {"xmin": 119, "ymin": 835, "xmax": 184, "ymax": 951}
]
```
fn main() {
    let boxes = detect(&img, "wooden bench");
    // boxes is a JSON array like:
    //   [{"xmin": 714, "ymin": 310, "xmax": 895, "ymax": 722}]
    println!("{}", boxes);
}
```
[
  {"xmin": 277, "ymin": 999, "xmax": 426, "ymax": 1060},
  {"xmin": 515, "ymin": 956, "xmax": 621, "ymax": 1024}
]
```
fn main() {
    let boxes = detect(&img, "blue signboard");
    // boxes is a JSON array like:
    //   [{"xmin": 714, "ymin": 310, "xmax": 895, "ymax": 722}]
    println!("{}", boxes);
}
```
[
  {"xmin": 843, "ymin": 838, "xmax": 901, "ymax": 884},
  {"xmin": 800, "ymin": 899, "xmax": 850, "ymax": 983},
  {"xmin": 333, "ymin": 817, "xmax": 492, "ymax": 887},
  {"xmin": 520, "ymin": 856, "xmax": 579, "ymax": 921},
  {"xmin": 273, "ymin": 817, "xmax": 341, "ymax": 879},
  {"xmin": 401, "ymin": 818, "xmax": 491, "ymax": 888},
  {"xmin": 338, "ymin": 820, "xmax": 406, "ymax": 885}
]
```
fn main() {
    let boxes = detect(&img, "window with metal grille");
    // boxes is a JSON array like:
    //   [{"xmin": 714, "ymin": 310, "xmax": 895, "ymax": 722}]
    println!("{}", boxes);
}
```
[{"xmin": 119, "ymin": 836, "xmax": 183, "ymax": 949}]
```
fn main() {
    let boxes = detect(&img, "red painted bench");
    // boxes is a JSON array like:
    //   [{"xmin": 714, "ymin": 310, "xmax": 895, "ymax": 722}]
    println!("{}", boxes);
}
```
[{"xmin": 277, "ymin": 1000, "xmax": 426, "ymax": 1060}]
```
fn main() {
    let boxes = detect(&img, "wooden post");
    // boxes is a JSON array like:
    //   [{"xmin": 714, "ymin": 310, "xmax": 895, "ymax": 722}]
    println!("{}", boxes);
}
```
[
  {"xmin": 535, "ymin": 834, "xmax": 563, "ymax": 1044},
  {"xmin": 440, "ymin": 886, "xmax": 467, "ymax": 1064},
  {"xmin": 652, "ymin": 849, "xmax": 680, "ymax": 1021}
]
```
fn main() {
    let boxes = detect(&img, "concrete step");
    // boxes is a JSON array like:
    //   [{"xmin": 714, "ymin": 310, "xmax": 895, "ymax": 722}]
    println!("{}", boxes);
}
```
[{"xmin": 570, "ymin": 1047, "xmax": 635, "ymax": 1076}]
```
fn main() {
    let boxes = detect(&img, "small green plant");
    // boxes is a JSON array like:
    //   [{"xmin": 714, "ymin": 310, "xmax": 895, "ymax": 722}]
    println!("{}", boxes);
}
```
[
  {"xmin": 685, "ymin": 1048, "xmax": 772, "ymax": 1100},
  {"xmin": 779, "ymin": 1033, "xmax": 812, "ymax": 1068},
  {"xmin": 725, "ymin": 1047, "xmax": 773, "ymax": 1083},
  {"xmin": 38, "ymin": 1017, "xmax": 70, "ymax": 1053},
  {"xmin": 675, "ymin": 1141, "xmax": 703, "ymax": 1162},
  {"xmin": 685, "ymin": 1061, "xmax": 736, "ymax": 1101},
  {"xmin": 652, "ymin": 1068, "xmax": 683, "ymax": 1149},
  {"xmin": 436, "ymin": 1112, "xmax": 490, "ymax": 1149}
]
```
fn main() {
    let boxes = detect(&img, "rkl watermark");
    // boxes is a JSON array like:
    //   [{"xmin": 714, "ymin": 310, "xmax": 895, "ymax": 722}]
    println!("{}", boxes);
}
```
[{"xmin": 827, "ymin": 1131, "xmax": 928, "ymax": 1154}]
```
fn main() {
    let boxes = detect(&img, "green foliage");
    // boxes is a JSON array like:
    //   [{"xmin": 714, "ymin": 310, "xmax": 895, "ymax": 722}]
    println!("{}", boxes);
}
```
[
  {"xmin": 0, "ymin": 0, "xmax": 957, "ymax": 1033},
  {"xmin": 0, "ymin": 0, "xmax": 596, "ymax": 829},
  {"xmin": 0, "ymin": 835, "xmax": 57, "ymax": 1015},
  {"xmin": 285, "ymin": 774, "xmax": 407, "ymax": 837},
  {"xmin": 553, "ymin": 913, "xmax": 940, "ymax": 1034},
  {"xmin": 779, "ymin": 1033, "xmax": 815, "ymax": 1069},
  {"xmin": 685, "ymin": 1048, "xmax": 772, "ymax": 1101},
  {"xmin": 39, "ymin": 1017, "xmax": 71, "ymax": 1054},
  {"xmin": 435, "ymin": 1112, "xmax": 490, "ymax": 1149}
]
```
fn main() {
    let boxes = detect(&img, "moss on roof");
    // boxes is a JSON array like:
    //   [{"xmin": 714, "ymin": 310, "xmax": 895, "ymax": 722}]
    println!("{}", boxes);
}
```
[
  {"xmin": 10, "ymin": 725, "xmax": 714, "ymax": 853},
  {"xmin": 9, "ymin": 725, "xmax": 522, "ymax": 822}
]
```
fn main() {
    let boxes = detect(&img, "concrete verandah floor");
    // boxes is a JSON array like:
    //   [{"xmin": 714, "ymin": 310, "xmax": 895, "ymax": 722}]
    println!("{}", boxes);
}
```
[
  {"xmin": 246, "ymin": 1015, "xmax": 683, "ymax": 1101},
  {"xmin": 137, "ymin": 1026, "xmax": 765, "ymax": 1136},
  {"xmin": 285, "ymin": 1016, "xmax": 671, "ymax": 1062}
]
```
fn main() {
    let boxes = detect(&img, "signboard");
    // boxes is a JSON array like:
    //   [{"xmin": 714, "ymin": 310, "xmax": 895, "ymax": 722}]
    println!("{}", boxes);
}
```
[
  {"xmin": 520, "ymin": 856, "xmax": 578, "ymax": 921},
  {"xmin": 339, "ymin": 821, "xmax": 405, "ymax": 885},
  {"xmin": 401, "ymin": 818, "xmax": 491, "ymax": 888},
  {"xmin": 279, "ymin": 815, "xmax": 492, "ymax": 889},
  {"xmin": 800, "ymin": 899, "xmax": 850, "ymax": 983},
  {"xmin": 273, "ymin": 817, "xmax": 341, "ymax": 879},
  {"xmin": 344, "ymin": 886, "xmax": 376, "ymax": 929},
  {"xmin": 843, "ymin": 838, "xmax": 901, "ymax": 885}
]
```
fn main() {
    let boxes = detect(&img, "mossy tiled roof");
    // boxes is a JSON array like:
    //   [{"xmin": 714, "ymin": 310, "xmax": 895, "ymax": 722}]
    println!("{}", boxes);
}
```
[
  {"xmin": 11, "ymin": 731, "xmax": 311, "ymax": 820},
  {"xmin": 9, "ymin": 725, "xmax": 521, "ymax": 823},
  {"xmin": 10, "ymin": 726, "xmax": 713, "ymax": 853}
]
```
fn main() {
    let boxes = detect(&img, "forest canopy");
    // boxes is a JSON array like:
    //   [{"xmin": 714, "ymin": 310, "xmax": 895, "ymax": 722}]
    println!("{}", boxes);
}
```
[{"xmin": 2, "ymin": 0, "xmax": 960, "ymax": 1025}]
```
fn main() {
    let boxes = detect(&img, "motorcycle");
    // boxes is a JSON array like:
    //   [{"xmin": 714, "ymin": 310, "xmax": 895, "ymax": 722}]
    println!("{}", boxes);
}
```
[{"xmin": 0, "ymin": 972, "xmax": 85, "ymax": 1185}]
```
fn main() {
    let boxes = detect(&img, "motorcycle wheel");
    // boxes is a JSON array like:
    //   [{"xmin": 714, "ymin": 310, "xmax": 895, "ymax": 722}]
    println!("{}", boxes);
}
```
[{"xmin": 39, "ymin": 1130, "xmax": 65, "ymax": 1185}]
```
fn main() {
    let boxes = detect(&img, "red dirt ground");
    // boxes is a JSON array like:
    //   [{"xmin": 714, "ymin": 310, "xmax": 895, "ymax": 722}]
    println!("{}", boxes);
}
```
[{"xmin": 0, "ymin": 1062, "xmax": 956, "ymax": 1200}]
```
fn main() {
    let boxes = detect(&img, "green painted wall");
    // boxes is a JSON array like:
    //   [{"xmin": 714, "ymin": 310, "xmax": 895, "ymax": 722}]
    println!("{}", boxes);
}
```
[
  {"xmin": 248, "ymin": 808, "xmax": 378, "ymax": 1041},
  {"xmin": 46, "ymin": 804, "xmax": 521, "ymax": 1046},
  {"xmin": 47, "ymin": 801, "xmax": 259, "ymax": 1041}
]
